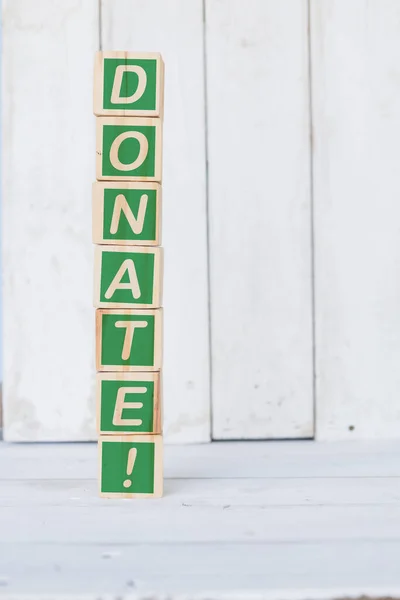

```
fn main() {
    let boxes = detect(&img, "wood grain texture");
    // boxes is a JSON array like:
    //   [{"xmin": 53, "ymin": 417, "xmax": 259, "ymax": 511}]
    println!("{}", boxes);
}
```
[
  {"xmin": 1, "ymin": 438, "xmax": 400, "ymax": 478},
  {"xmin": 205, "ymin": 0, "xmax": 313, "ymax": 439},
  {"xmin": 101, "ymin": 0, "xmax": 210, "ymax": 442},
  {"xmin": 2, "ymin": 541, "xmax": 400, "ymax": 598},
  {"xmin": 4, "ymin": 497, "xmax": 400, "ymax": 543},
  {"xmin": 1, "ymin": 440, "xmax": 400, "ymax": 595},
  {"xmin": 3, "ymin": 474, "xmax": 400, "ymax": 507},
  {"xmin": 311, "ymin": 0, "xmax": 400, "ymax": 440},
  {"xmin": 1, "ymin": 0, "xmax": 99, "ymax": 441}
]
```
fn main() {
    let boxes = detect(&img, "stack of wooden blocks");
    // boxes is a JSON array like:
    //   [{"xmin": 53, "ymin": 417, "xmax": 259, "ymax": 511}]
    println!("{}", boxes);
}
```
[{"xmin": 93, "ymin": 51, "xmax": 164, "ymax": 498}]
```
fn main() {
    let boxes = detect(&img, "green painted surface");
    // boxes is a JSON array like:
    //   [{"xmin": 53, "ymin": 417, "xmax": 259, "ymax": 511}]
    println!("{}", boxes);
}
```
[
  {"xmin": 100, "ymin": 380, "xmax": 155, "ymax": 433},
  {"xmin": 99, "ymin": 250, "xmax": 155, "ymax": 305},
  {"xmin": 101, "ymin": 440, "xmax": 155, "ymax": 494},
  {"xmin": 102, "ymin": 124, "xmax": 156, "ymax": 178},
  {"xmin": 103, "ymin": 58, "xmax": 157, "ymax": 111},
  {"xmin": 101, "ymin": 313, "xmax": 155, "ymax": 367},
  {"xmin": 103, "ymin": 188, "xmax": 157, "ymax": 242}
]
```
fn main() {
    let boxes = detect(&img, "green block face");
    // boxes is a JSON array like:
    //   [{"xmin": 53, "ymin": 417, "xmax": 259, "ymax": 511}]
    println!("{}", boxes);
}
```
[
  {"xmin": 95, "ymin": 247, "xmax": 162, "ymax": 308},
  {"xmin": 97, "ymin": 119, "xmax": 162, "ymax": 181},
  {"xmin": 92, "ymin": 182, "xmax": 161, "ymax": 246},
  {"xmin": 103, "ymin": 58, "xmax": 158, "ymax": 112},
  {"xmin": 97, "ymin": 309, "xmax": 162, "ymax": 371},
  {"xmin": 94, "ymin": 52, "xmax": 163, "ymax": 117},
  {"xmin": 98, "ymin": 374, "xmax": 160, "ymax": 434},
  {"xmin": 104, "ymin": 187, "xmax": 157, "ymax": 243},
  {"xmin": 100, "ymin": 439, "xmax": 155, "ymax": 495}
]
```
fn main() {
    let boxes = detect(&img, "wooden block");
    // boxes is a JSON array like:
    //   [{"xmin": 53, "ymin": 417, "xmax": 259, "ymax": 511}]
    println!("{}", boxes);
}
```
[
  {"xmin": 94, "ymin": 51, "xmax": 164, "ymax": 118},
  {"xmin": 96, "ymin": 308, "xmax": 163, "ymax": 372},
  {"xmin": 96, "ymin": 117, "xmax": 162, "ymax": 182},
  {"xmin": 99, "ymin": 434, "xmax": 163, "ymax": 498},
  {"xmin": 94, "ymin": 245, "xmax": 163, "ymax": 309},
  {"xmin": 97, "ymin": 372, "xmax": 162, "ymax": 435},
  {"xmin": 92, "ymin": 181, "xmax": 162, "ymax": 246}
]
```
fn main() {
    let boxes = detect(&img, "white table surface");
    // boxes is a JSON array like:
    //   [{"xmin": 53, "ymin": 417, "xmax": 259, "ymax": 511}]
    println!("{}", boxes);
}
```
[{"xmin": 0, "ymin": 440, "xmax": 400, "ymax": 599}]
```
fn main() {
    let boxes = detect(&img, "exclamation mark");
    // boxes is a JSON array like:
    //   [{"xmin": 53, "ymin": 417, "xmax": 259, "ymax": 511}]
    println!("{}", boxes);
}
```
[{"xmin": 123, "ymin": 447, "xmax": 138, "ymax": 488}]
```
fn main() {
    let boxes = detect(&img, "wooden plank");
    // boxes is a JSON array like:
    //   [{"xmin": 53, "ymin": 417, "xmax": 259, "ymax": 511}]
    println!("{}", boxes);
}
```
[
  {"xmin": 205, "ymin": 0, "xmax": 313, "ymax": 439},
  {"xmin": 2, "ymin": 543, "xmax": 400, "ymax": 598},
  {"xmin": 1, "ymin": 475, "xmax": 400, "ymax": 508},
  {"xmin": 1, "ymin": 440, "xmax": 400, "ymax": 480},
  {"xmin": 92, "ymin": 181, "xmax": 162, "ymax": 246},
  {"xmin": 2, "ymin": 499, "xmax": 400, "ymax": 544},
  {"xmin": 101, "ymin": 0, "xmax": 210, "ymax": 442},
  {"xmin": 93, "ymin": 245, "xmax": 163, "ymax": 309},
  {"xmin": 311, "ymin": 0, "xmax": 400, "ymax": 440},
  {"xmin": 1, "ymin": 0, "xmax": 99, "ymax": 441}
]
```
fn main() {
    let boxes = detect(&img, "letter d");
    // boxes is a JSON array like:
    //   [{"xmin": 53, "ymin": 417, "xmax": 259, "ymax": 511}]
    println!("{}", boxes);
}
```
[{"xmin": 111, "ymin": 65, "xmax": 147, "ymax": 105}]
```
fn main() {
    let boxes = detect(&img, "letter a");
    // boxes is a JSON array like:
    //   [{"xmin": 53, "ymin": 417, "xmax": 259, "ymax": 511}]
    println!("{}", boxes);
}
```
[
  {"xmin": 105, "ymin": 259, "xmax": 141, "ymax": 300},
  {"xmin": 111, "ymin": 65, "xmax": 147, "ymax": 105},
  {"xmin": 110, "ymin": 193, "xmax": 148, "ymax": 235}
]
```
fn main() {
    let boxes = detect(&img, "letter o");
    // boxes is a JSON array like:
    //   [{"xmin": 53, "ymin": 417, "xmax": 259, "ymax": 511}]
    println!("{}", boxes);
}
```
[{"xmin": 109, "ymin": 131, "xmax": 149, "ymax": 172}]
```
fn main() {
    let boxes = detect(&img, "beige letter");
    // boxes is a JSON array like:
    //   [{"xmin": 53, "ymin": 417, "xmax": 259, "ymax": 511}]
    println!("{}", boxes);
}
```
[
  {"xmin": 110, "ymin": 193, "xmax": 148, "ymax": 235},
  {"xmin": 123, "ymin": 447, "xmax": 138, "ymax": 488},
  {"xmin": 105, "ymin": 259, "xmax": 141, "ymax": 301},
  {"xmin": 115, "ymin": 320, "xmax": 148, "ymax": 360},
  {"xmin": 111, "ymin": 65, "xmax": 147, "ymax": 105},
  {"xmin": 112, "ymin": 386, "xmax": 147, "ymax": 426},
  {"xmin": 109, "ymin": 131, "xmax": 149, "ymax": 172}
]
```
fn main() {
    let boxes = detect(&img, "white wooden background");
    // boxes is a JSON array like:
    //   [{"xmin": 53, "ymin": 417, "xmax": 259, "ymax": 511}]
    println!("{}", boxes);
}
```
[
  {"xmin": 2, "ymin": 0, "xmax": 400, "ymax": 443},
  {"xmin": 206, "ymin": 0, "xmax": 313, "ymax": 440}
]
